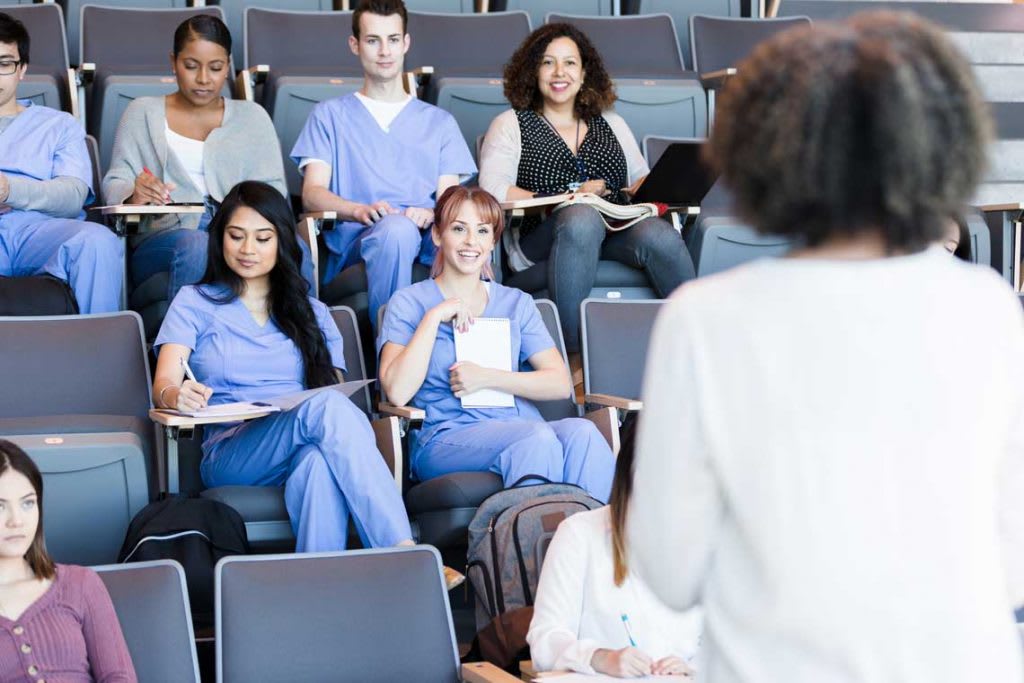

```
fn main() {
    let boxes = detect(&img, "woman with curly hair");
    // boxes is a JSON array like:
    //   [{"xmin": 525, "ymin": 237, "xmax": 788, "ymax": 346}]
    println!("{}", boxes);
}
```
[
  {"xmin": 478, "ymin": 23, "xmax": 695, "ymax": 353},
  {"xmin": 629, "ymin": 12, "xmax": 1024, "ymax": 683}
]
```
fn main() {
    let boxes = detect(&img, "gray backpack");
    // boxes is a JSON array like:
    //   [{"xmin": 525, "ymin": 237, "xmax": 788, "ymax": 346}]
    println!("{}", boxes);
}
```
[{"xmin": 466, "ymin": 478, "xmax": 602, "ymax": 631}]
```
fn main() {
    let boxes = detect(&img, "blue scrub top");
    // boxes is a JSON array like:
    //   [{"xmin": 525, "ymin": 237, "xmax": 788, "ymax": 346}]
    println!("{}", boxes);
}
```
[
  {"xmin": 378, "ymin": 279, "xmax": 556, "ymax": 459},
  {"xmin": 0, "ymin": 101, "xmax": 94, "ymax": 227},
  {"xmin": 289, "ymin": 94, "xmax": 477, "ymax": 263},
  {"xmin": 155, "ymin": 284, "xmax": 346, "ymax": 406}
]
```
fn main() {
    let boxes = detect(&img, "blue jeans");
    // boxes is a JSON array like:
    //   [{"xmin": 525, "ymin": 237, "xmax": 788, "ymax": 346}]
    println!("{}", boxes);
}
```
[{"xmin": 519, "ymin": 204, "xmax": 696, "ymax": 352}]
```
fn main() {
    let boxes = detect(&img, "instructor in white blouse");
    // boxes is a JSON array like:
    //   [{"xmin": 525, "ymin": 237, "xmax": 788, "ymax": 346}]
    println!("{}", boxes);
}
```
[{"xmin": 630, "ymin": 13, "xmax": 1024, "ymax": 683}]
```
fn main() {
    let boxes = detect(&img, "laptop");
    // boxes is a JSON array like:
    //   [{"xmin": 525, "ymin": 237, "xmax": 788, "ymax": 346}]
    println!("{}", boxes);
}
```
[{"xmin": 632, "ymin": 141, "xmax": 719, "ymax": 206}]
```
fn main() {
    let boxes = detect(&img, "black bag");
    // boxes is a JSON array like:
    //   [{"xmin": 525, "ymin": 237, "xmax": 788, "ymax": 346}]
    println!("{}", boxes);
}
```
[
  {"xmin": 118, "ymin": 497, "xmax": 249, "ymax": 631},
  {"xmin": 0, "ymin": 275, "xmax": 78, "ymax": 315}
]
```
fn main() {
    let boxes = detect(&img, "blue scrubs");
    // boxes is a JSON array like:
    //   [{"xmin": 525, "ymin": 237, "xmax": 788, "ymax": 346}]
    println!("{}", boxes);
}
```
[
  {"xmin": 156, "ymin": 284, "xmax": 412, "ymax": 552},
  {"xmin": 378, "ymin": 280, "xmax": 615, "ymax": 503},
  {"xmin": 0, "ymin": 102, "xmax": 122, "ymax": 313},
  {"xmin": 290, "ymin": 94, "xmax": 476, "ymax": 326}
]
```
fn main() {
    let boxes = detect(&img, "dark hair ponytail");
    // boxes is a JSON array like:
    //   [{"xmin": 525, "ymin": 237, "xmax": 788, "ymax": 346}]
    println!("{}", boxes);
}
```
[
  {"xmin": 173, "ymin": 14, "xmax": 232, "ymax": 58},
  {"xmin": 200, "ymin": 181, "xmax": 337, "ymax": 390}
]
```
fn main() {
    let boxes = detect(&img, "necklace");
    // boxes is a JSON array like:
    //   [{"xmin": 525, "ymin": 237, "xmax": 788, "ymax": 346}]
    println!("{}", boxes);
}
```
[{"xmin": 540, "ymin": 113, "xmax": 586, "ymax": 191}]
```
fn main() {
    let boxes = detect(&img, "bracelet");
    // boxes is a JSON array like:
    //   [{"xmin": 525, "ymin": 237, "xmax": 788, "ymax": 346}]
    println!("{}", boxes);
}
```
[{"xmin": 158, "ymin": 384, "xmax": 177, "ymax": 409}]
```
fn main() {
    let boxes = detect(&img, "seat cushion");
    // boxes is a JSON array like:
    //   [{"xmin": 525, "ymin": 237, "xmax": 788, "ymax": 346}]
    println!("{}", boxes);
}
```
[
  {"xmin": 404, "ymin": 471, "xmax": 503, "ymax": 516},
  {"xmin": 200, "ymin": 485, "xmax": 288, "ymax": 523}
]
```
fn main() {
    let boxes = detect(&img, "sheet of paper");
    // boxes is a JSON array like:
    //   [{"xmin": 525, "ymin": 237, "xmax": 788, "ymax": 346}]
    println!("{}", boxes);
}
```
[
  {"xmin": 454, "ymin": 318, "xmax": 515, "ymax": 408},
  {"xmin": 534, "ymin": 674, "xmax": 692, "ymax": 682},
  {"xmin": 266, "ymin": 379, "xmax": 375, "ymax": 411},
  {"xmin": 166, "ymin": 380, "xmax": 374, "ymax": 417}
]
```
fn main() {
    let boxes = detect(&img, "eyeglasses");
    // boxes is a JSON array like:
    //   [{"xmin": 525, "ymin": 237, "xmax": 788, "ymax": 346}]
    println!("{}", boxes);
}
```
[{"xmin": 0, "ymin": 60, "xmax": 22, "ymax": 76}]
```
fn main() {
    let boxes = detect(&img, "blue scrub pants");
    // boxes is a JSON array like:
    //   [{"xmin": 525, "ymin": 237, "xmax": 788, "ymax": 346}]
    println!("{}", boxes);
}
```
[
  {"xmin": 200, "ymin": 390, "xmax": 413, "ymax": 552},
  {"xmin": 339, "ymin": 214, "xmax": 435, "ymax": 331},
  {"xmin": 0, "ymin": 215, "xmax": 123, "ymax": 313},
  {"xmin": 413, "ymin": 417, "xmax": 615, "ymax": 503}
]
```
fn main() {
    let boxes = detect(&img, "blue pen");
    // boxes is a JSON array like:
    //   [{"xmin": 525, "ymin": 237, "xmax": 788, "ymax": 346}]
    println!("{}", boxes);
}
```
[{"xmin": 620, "ymin": 613, "xmax": 638, "ymax": 647}]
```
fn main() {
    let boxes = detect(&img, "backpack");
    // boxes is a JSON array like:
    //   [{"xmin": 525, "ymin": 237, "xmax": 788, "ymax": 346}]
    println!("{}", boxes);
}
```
[
  {"xmin": 0, "ymin": 275, "xmax": 78, "ymax": 315},
  {"xmin": 118, "ymin": 497, "xmax": 249, "ymax": 631},
  {"xmin": 466, "ymin": 478, "xmax": 602, "ymax": 668}
]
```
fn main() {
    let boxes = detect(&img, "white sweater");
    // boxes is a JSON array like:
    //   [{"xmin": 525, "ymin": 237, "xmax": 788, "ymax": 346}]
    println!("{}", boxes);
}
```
[
  {"xmin": 630, "ymin": 248, "xmax": 1024, "ymax": 683},
  {"xmin": 527, "ymin": 507, "xmax": 703, "ymax": 674}
]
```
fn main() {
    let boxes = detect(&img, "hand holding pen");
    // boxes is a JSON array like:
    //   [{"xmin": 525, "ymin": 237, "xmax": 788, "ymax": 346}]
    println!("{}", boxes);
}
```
[
  {"xmin": 174, "ymin": 356, "xmax": 213, "ymax": 412},
  {"xmin": 129, "ymin": 166, "xmax": 176, "ymax": 206}
]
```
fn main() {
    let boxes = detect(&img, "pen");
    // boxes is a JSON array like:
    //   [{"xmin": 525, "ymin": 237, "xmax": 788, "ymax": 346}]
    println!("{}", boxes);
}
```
[
  {"xmin": 180, "ymin": 356, "xmax": 198, "ymax": 384},
  {"xmin": 620, "ymin": 613, "xmax": 637, "ymax": 648}
]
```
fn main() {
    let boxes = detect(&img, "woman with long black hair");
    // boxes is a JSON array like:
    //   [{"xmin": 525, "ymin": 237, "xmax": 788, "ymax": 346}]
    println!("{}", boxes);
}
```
[{"xmin": 151, "ymin": 181, "xmax": 413, "ymax": 555}]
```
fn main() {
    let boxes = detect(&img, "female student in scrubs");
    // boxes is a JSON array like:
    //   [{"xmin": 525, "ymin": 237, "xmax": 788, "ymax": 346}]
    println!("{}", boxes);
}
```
[
  {"xmin": 103, "ymin": 15, "xmax": 288, "ymax": 305},
  {"xmin": 378, "ymin": 186, "xmax": 615, "ymax": 502},
  {"xmin": 152, "ymin": 181, "xmax": 413, "ymax": 555},
  {"xmin": 528, "ymin": 416, "xmax": 702, "ymax": 677}
]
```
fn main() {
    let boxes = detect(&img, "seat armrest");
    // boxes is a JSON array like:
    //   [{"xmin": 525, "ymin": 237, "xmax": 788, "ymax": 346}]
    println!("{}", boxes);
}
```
[
  {"xmin": 67, "ymin": 68, "xmax": 81, "ymax": 120},
  {"xmin": 585, "ymin": 393, "xmax": 643, "ymax": 412},
  {"xmin": 978, "ymin": 203, "xmax": 1024, "ymax": 216},
  {"xmin": 149, "ymin": 408, "xmax": 276, "ymax": 429},
  {"xmin": 378, "ymin": 402, "xmax": 426, "ymax": 421},
  {"xmin": 583, "ymin": 406, "xmax": 621, "ymax": 456},
  {"xmin": 234, "ymin": 64, "xmax": 269, "ymax": 101},
  {"xmin": 77, "ymin": 63, "xmax": 95, "ymax": 87},
  {"xmin": 404, "ymin": 65, "xmax": 434, "ymax": 96},
  {"xmin": 296, "ymin": 216, "xmax": 321, "ymax": 298},
  {"xmin": 371, "ymin": 415, "xmax": 403, "ymax": 490},
  {"xmin": 461, "ymin": 662, "xmax": 522, "ymax": 683},
  {"xmin": 298, "ymin": 211, "xmax": 339, "ymax": 232},
  {"xmin": 700, "ymin": 67, "xmax": 737, "ymax": 90}
]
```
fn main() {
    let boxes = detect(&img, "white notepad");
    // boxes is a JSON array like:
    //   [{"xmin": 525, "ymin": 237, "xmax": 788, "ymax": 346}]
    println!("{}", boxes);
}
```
[
  {"xmin": 453, "ymin": 317, "xmax": 515, "ymax": 408},
  {"xmin": 167, "ymin": 380, "xmax": 374, "ymax": 417}
]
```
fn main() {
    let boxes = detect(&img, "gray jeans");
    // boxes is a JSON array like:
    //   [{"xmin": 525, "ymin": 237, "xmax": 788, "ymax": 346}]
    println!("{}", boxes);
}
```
[{"xmin": 519, "ymin": 203, "xmax": 695, "ymax": 352}]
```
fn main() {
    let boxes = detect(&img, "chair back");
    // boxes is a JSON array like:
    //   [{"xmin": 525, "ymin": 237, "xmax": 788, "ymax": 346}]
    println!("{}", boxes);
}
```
[
  {"xmin": 244, "ymin": 7, "xmax": 358, "ymax": 73},
  {"xmin": 216, "ymin": 547, "xmax": 460, "ymax": 683},
  {"xmin": 406, "ymin": 10, "xmax": 531, "ymax": 76},
  {"xmin": 580, "ymin": 298, "xmax": 664, "ymax": 401},
  {"xmin": 81, "ymin": 4, "xmax": 219, "ymax": 68},
  {"xmin": 496, "ymin": 0, "xmax": 613, "ymax": 29},
  {"xmin": 0, "ymin": 313, "xmax": 151, "ymax": 420},
  {"xmin": 93, "ymin": 560, "xmax": 200, "ymax": 683},
  {"xmin": 690, "ymin": 15, "xmax": 810, "ymax": 74},
  {"xmin": 5, "ymin": 3, "xmax": 70, "ymax": 111},
  {"xmin": 631, "ymin": 0, "xmax": 741, "ymax": 70},
  {"xmin": 532, "ymin": 299, "xmax": 579, "ymax": 422},
  {"xmin": 975, "ymin": 101, "xmax": 1024, "ymax": 206},
  {"xmin": 217, "ymin": 1, "xmax": 331, "ymax": 69},
  {"xmin": 329, "ymin": 305, "xmax": 373, "ymax": 416},
  {"xmin": 547, "ymin": 13, "xmax": 685, "ymax": 77},
  {"xmin": 407, "ymin": 0, "xmax": 475, "ymax": 11}
]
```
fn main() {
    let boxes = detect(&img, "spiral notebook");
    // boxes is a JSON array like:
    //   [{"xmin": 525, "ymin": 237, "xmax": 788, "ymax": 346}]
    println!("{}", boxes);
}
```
[{"xmin": 453, "ymin": 318, "xmax": 515, "ymax": 408}]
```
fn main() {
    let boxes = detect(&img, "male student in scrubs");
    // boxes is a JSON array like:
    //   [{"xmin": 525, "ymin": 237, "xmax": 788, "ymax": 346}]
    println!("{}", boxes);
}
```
[
  {"xmin": 291, "ymin": 0, "xmax": 476, "ymax": 328},
  {"xmin": 0, "ymin": 13, "xmax": 122, "ymax": 313}
]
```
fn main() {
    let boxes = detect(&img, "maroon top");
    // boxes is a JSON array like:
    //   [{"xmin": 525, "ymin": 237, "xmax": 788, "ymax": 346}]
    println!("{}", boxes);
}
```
[{"xmin": 0, "ymin": 564, "xmax": 136, "ymax": 683}]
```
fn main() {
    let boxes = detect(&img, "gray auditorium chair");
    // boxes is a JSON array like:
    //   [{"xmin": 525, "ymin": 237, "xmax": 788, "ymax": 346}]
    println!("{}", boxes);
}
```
[
  {"xmin": 0, "ymin": 313, "xmax": 155, "ymax": 565},
  {"xmin": 580, "ymin": 298, "xmax": 662, "ymax": 413},
  {"xmin": 685, "ymin": 179, "xmax": 796, "ymax": 276},
  {"xmin": 690, "ymin": 15, "xmax": 810, "ymax": 125},
  {"xmin": 405, "ymin": 10, "xmax": 532, "ymax": 158},
  {"xmin": 490, "ymin": 0, "xmax": 613, "ymax": 28},
  {"xmin": 67, "ymin": 0, "xmax": 187, "ymax": 66},
  {"xmin": 547, "ymin": 13, "xmax": 708, "ymax": 141},
  {"xmin": 215, "ymin": 547, "xmax": 519, "ymax": 683},
  {"xmin": 406, "ymin": 0, "xmax": 476, "ymax": 11},
  {"xmin": 156, "ymin": 306, "xmax": 392, "ymax": 551},
  {"xmin": 7, "ymin": 3, "xmax": 74, "ymax": 113},
  {"xmin": 385, "ymin": 300, "xmax": 620, "ymax": 549},
  {"xmin": 972, "ymin": 101, "xmax": 1024, "ymax": 284},
  {"xmin": 93, "ymin": 560, "xmax": 201, "ymax": 683},
  {"xmin": 80, "ymin": 5, "xmax": 229, "ymax": 172},
  {"xmin": 625, "ymin": 0, "xmax": 742, "ymax": 71},
  {"xmin": 241, "ymin": 8, "xmax": 360, "ymax": 197},
  {"xmin": 216, "ymin": 0, "xmax": 332, "ymax": 73}
]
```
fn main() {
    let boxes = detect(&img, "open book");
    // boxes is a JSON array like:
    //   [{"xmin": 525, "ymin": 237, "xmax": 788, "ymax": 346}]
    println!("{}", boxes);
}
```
[
  {"xmin": 158, "ymin": 379, "xmax": 374, "ymax": 418},
  {"xmin": 500, "ymin": 193, "xmax": 659, "ymax": 232}
]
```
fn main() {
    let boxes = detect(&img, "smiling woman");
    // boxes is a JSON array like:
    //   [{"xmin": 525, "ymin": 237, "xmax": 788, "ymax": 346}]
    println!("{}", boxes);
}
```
[{"xmin": 0, "ymin": 440, "xmax": 137, "ymax": 682}]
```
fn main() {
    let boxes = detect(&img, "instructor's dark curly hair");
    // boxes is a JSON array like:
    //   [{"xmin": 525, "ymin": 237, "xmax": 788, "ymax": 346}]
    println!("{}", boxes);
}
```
[
  {"xmin": 709, "ymin": 11, "xmax": 991, "ymax": 253},
  {"xmin": 502, "ymin": 23, "xmax": 616, "ymax": 121}
]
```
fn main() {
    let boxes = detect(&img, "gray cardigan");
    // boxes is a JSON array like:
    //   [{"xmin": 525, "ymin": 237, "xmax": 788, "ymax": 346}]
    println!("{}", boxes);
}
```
[{"xmin": 102, "ymin": 96, "xmax": 287, "ymax": 233}]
